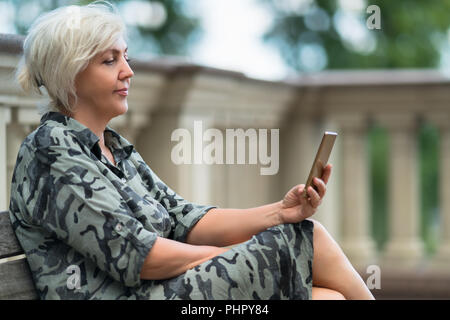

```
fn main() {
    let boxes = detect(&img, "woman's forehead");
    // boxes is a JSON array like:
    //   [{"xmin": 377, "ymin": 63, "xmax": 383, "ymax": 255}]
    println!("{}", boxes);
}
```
[
  {"xmin": 103, "ymin": 46, "xmax": 128, "ymax": 55},
  {"xmin": 103, "ymin": 38, "xmax": 128, "ymax": 54}
]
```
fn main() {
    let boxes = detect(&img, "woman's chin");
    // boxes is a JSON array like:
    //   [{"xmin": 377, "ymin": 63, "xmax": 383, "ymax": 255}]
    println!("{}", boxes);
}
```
[{"xmin": 114, "ymin": 102, "xmax": 128, "ymax": 116}]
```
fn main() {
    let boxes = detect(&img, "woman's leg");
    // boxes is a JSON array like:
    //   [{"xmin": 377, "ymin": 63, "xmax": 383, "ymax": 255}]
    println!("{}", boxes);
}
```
[
  {"xmin": 308, "ymin": 219, "xmax": 375, "ymax": 300},
  {"xmin": 312, "ymin": 286, "xmax": 346, "ymax": 300}
]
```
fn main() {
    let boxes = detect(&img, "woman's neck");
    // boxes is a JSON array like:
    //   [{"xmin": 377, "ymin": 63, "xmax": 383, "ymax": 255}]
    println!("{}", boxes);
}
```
[{"xmin": 65, "ymin": 108, "xmax": 110, "ymax": 149}]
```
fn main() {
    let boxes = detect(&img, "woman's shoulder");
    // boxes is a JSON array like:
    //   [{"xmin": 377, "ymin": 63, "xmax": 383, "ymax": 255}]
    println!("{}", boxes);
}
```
[
  {"xmin": 28, "ymin": 111, "xmax": 99, "ymax": 150},
  {"xmin": 14, "ymin": 127, "xmax": 70, "ymax": 175},
  {"xmin": 23, "ymin": 121, "xmax": 73, "ymax": 151},
  {"xmin": 17, "ymin": 116, "xmax": 90, "ymax": 172}
]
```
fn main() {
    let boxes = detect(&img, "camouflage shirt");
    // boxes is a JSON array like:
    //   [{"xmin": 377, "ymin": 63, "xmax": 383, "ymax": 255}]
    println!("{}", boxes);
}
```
[{"xmin": 9, "ymin": 111, "xmax": 217, "ymax": 299}]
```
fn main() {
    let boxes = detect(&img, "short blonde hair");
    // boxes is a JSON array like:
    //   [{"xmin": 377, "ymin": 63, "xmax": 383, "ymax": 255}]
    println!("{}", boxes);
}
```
[{"xmin": 15, "ymin": 1, "xmax": 126, "ymax": 115}]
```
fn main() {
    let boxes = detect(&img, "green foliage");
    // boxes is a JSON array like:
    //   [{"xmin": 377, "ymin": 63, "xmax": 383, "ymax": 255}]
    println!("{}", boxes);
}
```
[
  {"xmin": 132, "ymin": 0, "xmax": 201, "ymax": 55},
  {"xmin": 368, "ymin": 126, "xmax": 388, "ymax": 251},
  {"xmin": 259, "ymin": 0, "xmax": 450, "ymax": 71},
  {"xmin": 8, "ymin": 0, "xmax": 200, "ymax": 56},
  {"xmin": 419, "ymin": 123, "xmax": 439, "ymax": 254}
]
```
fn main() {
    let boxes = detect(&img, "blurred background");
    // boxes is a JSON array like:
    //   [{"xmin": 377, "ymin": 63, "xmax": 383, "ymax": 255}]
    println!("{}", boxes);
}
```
[{"xmin": 1, "ymin": 0, "xmax": 450, "ymax": 299}]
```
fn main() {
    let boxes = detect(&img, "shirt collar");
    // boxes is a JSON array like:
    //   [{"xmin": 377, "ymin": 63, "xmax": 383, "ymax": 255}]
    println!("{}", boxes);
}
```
[
  {"xmin": 40, "ymin": 112, "xmax": 134, "ymax": 161},
  {"xmin": 104, "ymin": 127, "xmax": 134, "ymax": 162}
]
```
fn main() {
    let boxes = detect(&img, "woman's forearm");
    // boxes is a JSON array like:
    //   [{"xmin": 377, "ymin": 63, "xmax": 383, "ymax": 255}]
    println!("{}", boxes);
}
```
[
  {"xmin": 186, "ymin": 201, "xmax": 284, "ymax": 247},
  {"xmin": 140, "ymin": 237, "xmax": 229, "ymax": 280},
  {"xmin": 139, "ymin": 202, "xmax": 283, "ymax": 280}
]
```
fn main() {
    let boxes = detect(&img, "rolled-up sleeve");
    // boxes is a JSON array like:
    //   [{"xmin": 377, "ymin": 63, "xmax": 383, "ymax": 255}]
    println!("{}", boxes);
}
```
[
  {"xmin": 33, "ymin": 138, "xmax": 156, "ymax": 288},
  {"xmin": 168, "ymin": 199, "xmax": 217, "ymax": 243}
]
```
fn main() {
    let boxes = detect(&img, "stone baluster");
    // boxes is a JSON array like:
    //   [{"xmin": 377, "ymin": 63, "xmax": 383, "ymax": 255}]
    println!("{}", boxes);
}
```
[
  {"xmin": 337, "ymin": 113, "xmax": 377, "ymax": 269},
  {"xmin": 6, "ymin": 110, "xmax": 30, "ymax": 207},
  {"xmin": 281, "ymin": 114, "xmax": 316, "ymax": 191},
  {"xmin": 176, "ymin": 115, "xmax": 214, "ymax": 205},
  {"xmin": 379, "ymin": 113, "xmax": 424, "ymax": 269},
  {"xmin": 0, "ymin": 106, "xmax": 11, "ymax": 210}
]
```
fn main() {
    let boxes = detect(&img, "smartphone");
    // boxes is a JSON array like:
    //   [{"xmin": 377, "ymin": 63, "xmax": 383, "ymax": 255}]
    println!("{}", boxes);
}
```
[{"xmin": 302, "ymin": 131, "xmax": 337, "ymax": 198}]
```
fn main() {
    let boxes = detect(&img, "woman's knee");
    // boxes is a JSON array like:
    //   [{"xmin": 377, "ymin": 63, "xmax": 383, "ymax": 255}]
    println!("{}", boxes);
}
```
[
  {"xmin": 307, "ymin": 218, "xmax": 344, "ymax": 261},
  {"xmin": 307, "ymin": 218, "xmax": 338, "ymax": 243},
  {"xmin": 306, "ymin": 218, "xmax": 327, "ymax": 237},
  {"xmin": 307, "ymin": 218, "xmax": 324, "ymax": 229},
  {"xmin": 312, "ymin": 286, "xmax": 346, "ymax": 300}
]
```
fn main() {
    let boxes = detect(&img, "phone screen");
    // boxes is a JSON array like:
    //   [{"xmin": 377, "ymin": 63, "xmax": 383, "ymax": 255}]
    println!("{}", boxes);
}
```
[{"xmin": 303, "ymin": 131, "xmax": 337, "ymax": 197}]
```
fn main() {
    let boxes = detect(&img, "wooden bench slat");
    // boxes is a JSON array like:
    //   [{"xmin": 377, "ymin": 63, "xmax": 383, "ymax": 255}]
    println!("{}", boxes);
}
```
[
  {"xmin": 0, "ymin": 210, "xmax": 24, "ymax": 259},
  {"xmin": 0, "ymin": 257, "xmax": 38, "ymax": 300}
]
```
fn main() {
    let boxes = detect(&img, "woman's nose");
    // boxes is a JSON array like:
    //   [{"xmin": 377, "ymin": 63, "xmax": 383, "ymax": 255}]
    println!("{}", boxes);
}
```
[{"xmin": 120, "ymin": 59, "xmax": 134, "ymax": 79}]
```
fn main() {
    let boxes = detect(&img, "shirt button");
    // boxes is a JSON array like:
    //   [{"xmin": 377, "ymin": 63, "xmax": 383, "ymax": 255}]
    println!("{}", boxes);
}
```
[
  {"xmin": 115, "ymin": 223, "xmax": 123, "ymax": 232},
  {"xmin": 121, "ymin": 178, "xmax": 127, "ymax": 183}
]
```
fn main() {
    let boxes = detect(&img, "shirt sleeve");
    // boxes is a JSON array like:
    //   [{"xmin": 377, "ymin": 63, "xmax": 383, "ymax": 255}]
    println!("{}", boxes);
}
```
[
  {"xmin": 133, "ymin": 152, "xmax": 218, "ymax": 243},
  {"xmin": 31, "ymin": 129, "xmax": 156, "ymax": 288}
]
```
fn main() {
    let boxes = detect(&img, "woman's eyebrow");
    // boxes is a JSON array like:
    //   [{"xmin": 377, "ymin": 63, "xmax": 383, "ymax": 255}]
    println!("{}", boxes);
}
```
[{"xmin": 105, "ymin": 47, "xmax": 128, "ymax": 54}]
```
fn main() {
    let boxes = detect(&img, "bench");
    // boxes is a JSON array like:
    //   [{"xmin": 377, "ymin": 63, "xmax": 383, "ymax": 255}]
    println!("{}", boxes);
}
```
[{"xmin": 0, "ymin": 210, "xmax": 38, "ymax": 299}]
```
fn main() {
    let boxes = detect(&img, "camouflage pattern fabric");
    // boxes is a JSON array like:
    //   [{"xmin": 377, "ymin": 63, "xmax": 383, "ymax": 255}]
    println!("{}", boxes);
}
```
[{"xmin": 9, "ymin": 111, "xmax": 314, "ymax": 300}]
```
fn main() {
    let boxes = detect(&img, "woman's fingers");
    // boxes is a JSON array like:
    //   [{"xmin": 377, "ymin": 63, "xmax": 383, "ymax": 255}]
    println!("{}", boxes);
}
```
[
  {"xmin": 297, "ymin": 164, "xmax": 331, "ymax": 211},
  {"xmin": 313, "ymin": 177, "xmax": 326, "ymax": 198},
  {"xmin": 298, "ymin": 184, "xmax": 309, "ymax": 201},
  {"xmin": 321, "ymin": 164, "xmax": 332, "ymax": 184},
  {"xmin": 307, "ymin": 186, "xmax": 322, "ymax": 208}
]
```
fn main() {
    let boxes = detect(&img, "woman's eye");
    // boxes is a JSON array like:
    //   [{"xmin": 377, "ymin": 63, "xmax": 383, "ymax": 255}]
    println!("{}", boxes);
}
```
[{"xmin": 104, "ymin": 57, "xmax": 131, "ymax": 65}]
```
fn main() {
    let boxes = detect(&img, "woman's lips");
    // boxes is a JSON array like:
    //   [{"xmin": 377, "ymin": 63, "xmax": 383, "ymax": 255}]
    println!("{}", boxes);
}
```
[{"xmin": 115, "ymin": 90, "xmax": 128, "ymax": 96}]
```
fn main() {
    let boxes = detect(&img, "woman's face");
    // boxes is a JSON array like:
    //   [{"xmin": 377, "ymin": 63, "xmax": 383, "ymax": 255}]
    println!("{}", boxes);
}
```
[{"xmin": 74, "ymin": 37, "xmax": 134, "ymax": 120}]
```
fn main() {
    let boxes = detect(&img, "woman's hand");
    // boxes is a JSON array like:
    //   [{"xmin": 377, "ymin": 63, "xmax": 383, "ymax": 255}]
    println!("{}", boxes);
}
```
[{"xmin": 279, "ymin": 164, "xmax": 332, "ymax": 224}]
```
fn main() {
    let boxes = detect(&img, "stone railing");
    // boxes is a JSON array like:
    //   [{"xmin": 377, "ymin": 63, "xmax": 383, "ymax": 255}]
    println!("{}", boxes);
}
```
[{"xmin": 1, "ymin": 33, "xmax": 450, "ymax": 299}]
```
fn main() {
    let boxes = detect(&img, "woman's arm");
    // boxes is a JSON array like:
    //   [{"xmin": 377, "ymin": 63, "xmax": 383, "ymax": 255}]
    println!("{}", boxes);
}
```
[
  {"xmin": 140, "ymin": 165, "xmax": 331, "ymax": 280},
  {"xmin": 139, "ymin": 237, "xmax": 229, "ymax": 280},
  {"xmin": 139, "ymin": 201, "xmax": 283, "ymax": 280},
  {"xmin": 185, "ymin": 201, "xmax": 284, "ymax": 247},
  {"xmin": 186, "ymin": 164, "xmax": 332, "ymax": 248}
]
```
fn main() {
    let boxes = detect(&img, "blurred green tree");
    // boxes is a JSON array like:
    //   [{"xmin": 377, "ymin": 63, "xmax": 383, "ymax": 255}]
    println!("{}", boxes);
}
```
[
  {"xmin": 8, "ymin": 0, "xmax": 201, "ymax": 56},
  {"xmin": 259, "ymin": 0, "xmax": 450, "ymax": 72}
]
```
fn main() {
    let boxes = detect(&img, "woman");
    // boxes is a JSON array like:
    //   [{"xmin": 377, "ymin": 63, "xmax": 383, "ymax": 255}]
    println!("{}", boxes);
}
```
[{"xmin": 9, "ymin": 2, "xmax": 374, "ymax": 300}]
